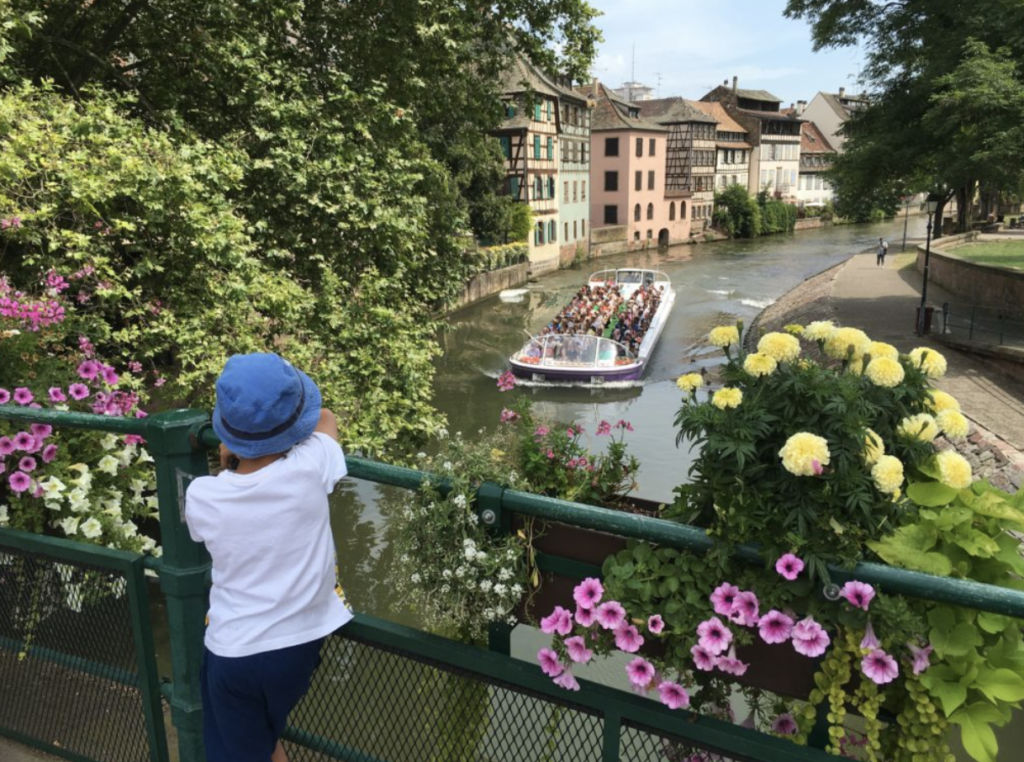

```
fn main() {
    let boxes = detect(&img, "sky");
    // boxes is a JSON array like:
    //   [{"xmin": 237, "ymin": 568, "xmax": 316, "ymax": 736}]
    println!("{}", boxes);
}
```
[{"xmin": 586, "ymin": 0, "xmax": 865, "ymax": 105}]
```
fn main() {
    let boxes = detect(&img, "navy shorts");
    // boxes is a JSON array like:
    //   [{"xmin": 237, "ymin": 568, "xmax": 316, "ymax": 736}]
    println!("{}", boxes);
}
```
[{"xmin": 201, "ymin": 638, "xmax": 324, "ymax": 762}]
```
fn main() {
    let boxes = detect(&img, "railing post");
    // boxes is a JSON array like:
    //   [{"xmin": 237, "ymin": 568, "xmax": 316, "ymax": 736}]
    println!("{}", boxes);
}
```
[
  {"xmin": 478, "ymin": 481, "xmax": 513, "ymax": 655},
  {"xmin": 145, "ymin": 410, "xmax": 213, "ymax": 762},
  {"xmin": 602, "ymin": 710, "xmax": 621, "ymax": 761}
]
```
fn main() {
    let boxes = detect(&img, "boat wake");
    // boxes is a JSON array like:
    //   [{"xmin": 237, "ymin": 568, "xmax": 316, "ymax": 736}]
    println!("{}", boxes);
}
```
[
  {"xmin": 706, "ymin": 289, "xmax": 735, "ymax": 297},
  {"xmin": 740, "ymin": 298, "xmax": 775, "ymax": 309}
]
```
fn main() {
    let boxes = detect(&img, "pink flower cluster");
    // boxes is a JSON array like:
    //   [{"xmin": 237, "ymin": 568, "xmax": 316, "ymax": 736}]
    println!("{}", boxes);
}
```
[
  {"xmin": 0, "ymin": 421, "xmax": 58, "ymax": 495},
  {"xmin": 539, "ymin": 578, "xmax": 689, "ymax": 710},
  {"xmin": 0, "ymin": 216, "xmax": 22, "ymax": 230},
  {"xmin": 0, "ymin": 278, "xmax": 66, "ymax": 331},
  {"xmin": 499, "ymin": 408, "xmax": 519, "ymax": 424},
  {"xmin": 496, "ymin": 371, "xmax": 516, "ymax": 392}
]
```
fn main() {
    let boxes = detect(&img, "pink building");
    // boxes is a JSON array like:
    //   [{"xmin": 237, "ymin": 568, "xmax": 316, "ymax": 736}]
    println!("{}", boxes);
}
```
[{"xmin": 579, "ymin": 83, "xmax": 692, "ymax": 248}]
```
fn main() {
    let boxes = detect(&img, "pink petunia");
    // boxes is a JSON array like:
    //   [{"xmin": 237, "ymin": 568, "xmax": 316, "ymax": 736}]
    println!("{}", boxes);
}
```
[
  {"xmin": 840, "ymin": 581, "xmax": 876, "ymax": 611},
  {"xmin": 68, "ymin": 383, "xmax": 90, "ymax": 400},
  {"xmin": 775, "ymin": 553, "xmax": 805, "ymax": 581},
  {"xmin": 792, "ymin": 617, "xmax": 831, "ymax": 658},
  {"xmin": 613, "ymin": 623, "xmax": 644, "ymax": 653},
  {"xmin": 811, "ymin": 459, "xmax": 823, "ymax": 475},
  {"xmin": 499, "ymin": 408, "xmax": 519, "ymax": 424},
  {"xmin": 625, "ymin": 657, "xmax": 656, "ymax": 687},
  {"xmin": 860, "ymin": 622, "xmax": 880, "ymax": 651},
  {"xmin": 30, "ymin": 423, "xmax": 52, "ymax": 439},
  {"xmin": 540, "ymin": 607, "xmax": 573, "ymax": 636},
  {"xmin": 862, "ymin": 649, "xmax": 899, "ymax": 685},
  {"xmin": 730, "ymin": 591, "xmax": 760, "ymax": 627},
  {"xmin": 13, "ymin": 387, "xmax": 33, "ymax": 405},
  {"xmin": 100, "ymin": 366, "xmax": 120, "ymax": 386},
  {"xmin": 710, "ymin": 582, "xmax": 740, "ymax": 617},
  {"xmin": 533, "ymin": 426, "xmax": 549, "ymax": 439},
  {"xmin": 696, "ymin": 617, "xmax": 733, "ymax": 656},
  {"xmin": 48, "ymin": 387, "xmax": 67, "ymax": 402},
  {"xmin": 41, "ymin": 444, "xmax": 58, "ymax": 463},
  {"xmin": 758, "ymin": 610, "xmax": 794, "ymax": 644},
  {"xmin": 496, "ymin": 370, "xmax": 516, "ymax": 392},
  {"xmin": 772, "ymin": 713, "xmax": 798, "ymax": 735},
  {"xmin": 18, "ymin": 456, "xmax": 37, "ymax": 472},
  {"xmin": 12, "ymin": 431, "xmax": 34, "ymax": 451},
  {"xmin": 0, "ymin": 436, "xmax": 14, "ymax": 456},
  {"xmin": 595, "ymin": 601, "xmax": 626, "ymax": 630},
  {"xmin": 575, "ymin": 606, "xmax": 596, "ymax": 627},
  {"xmin": 537, "ymin": 648, "xmax": 564, "ymax": 678},
  {"xmin": 565, "ymin": 636, "xmax": 593, "ymax": 664},
  {"xmin": 8, "ymin": 470, "xmax": 31, "ymax": 492},
  {"xmin": 128, "ymin": 361, "xmax": 143, "ymax": 373},
  {"xmin": 615, "ymin": 419, "xmax": 634, "ymax": 432},
  {"xmin": 657, "ymin": 681, "xmax": 690, "ymax": 710},
  {"xmin": 691, "ymin": 644, "xmax": 718, "ymax": 671},
  {"xmin": 124, "ymin": 434, "xmax": 145, "ymax": 446},
  {"xmin": 0, "ymin": 388, "xmax": 10, "ymax": 404},
  {"xmin": 647, "ymin": 614, "xmax": 665, "ymax": 635},
  {"xmin": 596, "ymin": 420, "xmax": 611, "ymax": 436},
  {"xmin": 77, "ymin": 360, "xmax": 100, "ymax": 380},
  {"xmin": 573, "ymin": 577, "xmax": 604, "ymax": 610},
  {"xmin": 908, "ymin": 643, "xmax": 933, "ymax": 675},
  {"xmin": 553, "ymin": 670, "xmax": 580, "ymax": 691},
  {"xmin": 715, "ymin": 646, "xmax": 749, "ymax": 676}
]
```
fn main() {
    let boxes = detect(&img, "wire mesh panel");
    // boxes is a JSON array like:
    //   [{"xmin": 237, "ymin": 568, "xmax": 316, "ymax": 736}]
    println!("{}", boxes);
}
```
[
  {"xmin": 286, "ymin": 632, "xmax": 604, "ymax": 762},
  {"xmin": 620, "ymin": 721, "xmax": 741, "ymax": 762},
  {"xmin": 0, "ymin": 542, "xmax": 154, "ymax": 762}
]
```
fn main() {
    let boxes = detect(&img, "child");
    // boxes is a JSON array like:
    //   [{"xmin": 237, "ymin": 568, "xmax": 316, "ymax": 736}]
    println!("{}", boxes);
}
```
[{"xmin": 185, "ymin": 353, "xmax": 352, "ymax": 762}]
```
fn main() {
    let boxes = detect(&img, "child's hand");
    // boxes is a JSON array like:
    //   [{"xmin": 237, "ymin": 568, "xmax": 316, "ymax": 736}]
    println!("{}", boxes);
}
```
[{"xmin": 219, "ymin": 444, "xmax": 239, "ymax": 471}]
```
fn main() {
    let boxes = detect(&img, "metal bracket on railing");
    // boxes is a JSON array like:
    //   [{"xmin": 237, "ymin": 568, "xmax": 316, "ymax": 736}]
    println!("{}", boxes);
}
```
[
  {"xmin": 188, "ymin": 421, "xmax": 215, "ymax": 451},
  {"xmin": 476, "ymin": 481, "xmax": 508, "ymax": 536}
]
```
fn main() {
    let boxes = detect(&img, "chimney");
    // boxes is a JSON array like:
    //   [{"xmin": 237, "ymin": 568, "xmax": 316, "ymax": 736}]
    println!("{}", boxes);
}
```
[
  {"xmin": 732, "ymin": 76, "xmax": 738, "ymax": 94},
  {"xmin": 838, "ymin": 86, "xmax": 845, "ymax": 98},
  {"xmin": 592, "ymin": 77, "xmax": 600, "ymax": 98},
  {"xmin": 723, "ymin": 79, "xmax": 728, "ymax": 86},
  {"xmin": 796, "ymin": 100, "xmax": 806, "ymax": 116}
]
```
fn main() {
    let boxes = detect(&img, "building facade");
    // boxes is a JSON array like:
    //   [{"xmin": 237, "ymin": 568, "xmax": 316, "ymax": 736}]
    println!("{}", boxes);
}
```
[
  {"xmin": 794, "ymin": 120, "xmax": 836, "ymax": 206},
  {"xmin": 689, "ymin": 100, "xmax": 751, "ymax": 195},
  {"xmin": 801, "ymin": 87, "xmax": 868, "ymax": 154},
  {"xmin": 558, "ymin": 87, "xmax": 592, "ymax": 264}
]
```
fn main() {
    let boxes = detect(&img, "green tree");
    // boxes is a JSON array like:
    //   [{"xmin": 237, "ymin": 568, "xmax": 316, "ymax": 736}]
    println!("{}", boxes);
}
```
[{"xmin": 713, "ymin": 184, "xmax": 761, "ymax": 238}]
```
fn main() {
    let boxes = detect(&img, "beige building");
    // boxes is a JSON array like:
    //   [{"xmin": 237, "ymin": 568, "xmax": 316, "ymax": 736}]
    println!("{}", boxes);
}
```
[
  {"xmin": 801, "ymin": 87, "xmax": 869, "ymax": 154},
  {"xmin": 689, "ymin": 100, "xmax": 751, "ymax": 194},
  {"xmin": 795, "ymin": 120, "xmax": 836, "ymax": 206}
]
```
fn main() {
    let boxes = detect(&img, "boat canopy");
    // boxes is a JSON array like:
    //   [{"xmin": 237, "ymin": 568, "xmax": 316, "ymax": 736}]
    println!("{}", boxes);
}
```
[
  {"xmin": 588, "ymin": 269, "xmax": 671, "ymax": 288},
  {"xmin": 513, "ymin": 334, "xmax": 637, "ymax": 369}
]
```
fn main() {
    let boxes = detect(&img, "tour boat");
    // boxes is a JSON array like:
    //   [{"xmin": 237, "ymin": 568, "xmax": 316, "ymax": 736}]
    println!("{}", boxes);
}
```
[{"xmin": 508, "ymin": 268, "xmax": 675, "ymax": 383}]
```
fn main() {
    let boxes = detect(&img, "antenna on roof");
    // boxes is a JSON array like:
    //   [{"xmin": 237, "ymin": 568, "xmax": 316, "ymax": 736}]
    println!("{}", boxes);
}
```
[
  {"xmin": 631, "ymin": 42, "xmax": 636, "ymax": 83},
  {"xmin": 655, "ymin": 72, "xmax": 662, "ymax": 98}
]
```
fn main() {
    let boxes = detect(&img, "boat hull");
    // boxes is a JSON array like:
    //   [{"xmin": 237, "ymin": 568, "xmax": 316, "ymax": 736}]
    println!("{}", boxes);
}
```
[{"xmin": 509, "ymin": 361, "xmax": 645, "ymax": 383}]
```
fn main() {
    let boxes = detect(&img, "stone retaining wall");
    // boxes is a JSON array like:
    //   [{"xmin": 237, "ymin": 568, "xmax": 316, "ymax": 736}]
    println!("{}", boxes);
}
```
[
  {"xmin": 935, "ymin": 426, "xmax": 1023, "ymax": 494},
  {"xmin": 453, "ymin": 263, "xmax": 529, "ymax": 310},
  {"xmin": 918, "ymin": 232, "xmax": 1024, "ymax": 308},
  {"xmin": 794, "ymin": 217, "xmax": 829, "ymax": 231}
]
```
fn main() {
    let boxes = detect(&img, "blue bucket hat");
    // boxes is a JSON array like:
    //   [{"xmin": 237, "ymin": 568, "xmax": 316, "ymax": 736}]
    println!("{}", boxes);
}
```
[{"xmin": 212, "ymin": 353, "xmax": 322, "ymax": 459}]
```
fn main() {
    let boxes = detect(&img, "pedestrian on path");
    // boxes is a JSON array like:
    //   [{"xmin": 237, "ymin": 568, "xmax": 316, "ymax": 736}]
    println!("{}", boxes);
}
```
[
  {"xmin": 185, "ymin": 353, "xmax": 352, "ymax": 762},
  {"xmin": 876, "ymin": 237, "xmax": 888, "ymax": 266}
]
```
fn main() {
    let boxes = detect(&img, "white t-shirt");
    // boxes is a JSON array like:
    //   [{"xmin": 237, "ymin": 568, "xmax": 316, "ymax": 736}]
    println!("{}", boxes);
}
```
[{"xmin": 185, "ymin": 432, "xmax": 353, "ymax": 657}]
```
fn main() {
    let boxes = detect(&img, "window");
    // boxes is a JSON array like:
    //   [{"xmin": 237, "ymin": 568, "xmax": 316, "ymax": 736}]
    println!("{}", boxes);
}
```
[
  {"xmin": 679, "ymin": 201, "xmax": 686, "ymax": 219},
  {"xmin": 582, "ymin": 219, "xmax": 586, "ymax": 236},
  {"xmin": 634, "ymin": 203, "xmax": 641, "ymax": 222},
  {"xmin": 572, "ymin": 181, "xmax": 578, "ymax": 202},
  {"xmin": 648, "ymin": 170, "xmax": 655, "ymax": 190},
  {"xmin": 547, "ymin": 101, "xmax": 553, "ymax": 121},
  {"xmin": 791, "ymin": 170, "xmax": 797, "ymax": 188},
  {"xmin": 647, "ymin": 229, "xmax": 653, "ymax": 239},
  {"xmin": 547, "ymin": 137, "xmax": 554, "ymax": 160},
  {"xmin": 581, "ymin": 181, "xmax": 586, "ymax": 200},
  {"xmin": 691, "ymin": 204, "xmax": 697, "ymax": 219},
  {"xmin": 548, "ymin": 177, "xmax": 555, "ymax": 198},
  {"xmin": 509, "ymin": 176, "xmax": 520, "ymax": 199},
  {"xmin": 499, "ymin": 136, "xmax": 511, "ymax": 159},
  {"xmin": 548, "ymin": 220, "xmax": 556, "ymax": 241},
  {"xmin": 505, "ymin": 103, "xmax": 516, "ymax": 118},
  {"xmin": 635, "ymin": 171, "xmax": 642, "ymax": 191},
  {"xmin": 564, "ymin": 182, "xmax": 569, "ymax": 203},
  {"xmin": 563, "ymin": 104, "xmax": 569, "ymax": 123},
  {"xmin": 604, "ymin": 171, "xmax": 618, "ymax": 192},
  {"xmin": 565, "ymin": 222, "xmax": 569, "ymax": 241},
  {"xmin": 534, "ymin": 103, "xmax": 542, "ymax": 121},
  {"xmin": 649, "ymin": 138, "xmax": 656, "ymax": 156},
  {"xmin": 760, "ymin": 169, "xmax": 767, "ymax": 187},
  {"xmin": 535, "ymin": 221, "xmax": 544, "ymax": 245},
  {"xmin": 646, "ymin": 202, "xmax": 654, "ymax": 220},
  {"xmin": 669, "ymin": 202, "xmax": 675, "ymax": 221},
  {"xmin": 636, "ymin": 137, "xmax": 643, "ymax": 157},
  {"xmin": 573, "ymin": 107, "xmax": 580, "ymax": 125},
  {"xmin": 573, "ymin": 221, "xmax": 578, "ymax": 239},
  {"xmin": 534, "ymin": 135, "xmax": 541, "ymax": 160},
  {"xmin": 605, "ymin": 137, "xmax": 619, "ymax": 157},
  {"xmin": 604, "ymin": 205, "xmax": 618, "ymax": 224},
  {"xmin": 719, "ymin": 175, "xmax": 727, "ymax": 189},
  {"xmin": 634, "ymin": 231, "xmax": 640, "ymax": 241},
  {"xmin": 534, "ymin": 176, "xmax": 542, "ymax": 199},
  {"xmin": 731, "ymin": 175, "xmax": 738, "ymax": 185}
]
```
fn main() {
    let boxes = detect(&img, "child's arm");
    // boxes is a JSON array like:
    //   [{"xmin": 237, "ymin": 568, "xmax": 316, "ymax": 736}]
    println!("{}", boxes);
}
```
[{"xmin": 314, "ymin": 408, "xmax": 339, "ymax": 442}]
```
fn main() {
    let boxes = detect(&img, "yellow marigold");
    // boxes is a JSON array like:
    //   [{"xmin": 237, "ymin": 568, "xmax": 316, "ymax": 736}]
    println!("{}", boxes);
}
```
[
  {"xmin": 676, "ymin": 373, "xmax": 704, "ymax": 393},
  {"xmin": 863, "ymin": 429, "xmax": 885, "ymax": 466},
  {"xmin": 865, "ymin": 357, "xmax": 905, "ymax": 388},
  {"xmin": 712, "ymin": 388, "xmax": 743, "ymax": 410},
  {"xmin": 758, "ymin": 332, "xmax": 801, "ymax": 363},
  {"xmin": 743, "ymin": 352, "xmax": 778, "ymax": 377},
  {"xmin": 784, "ymin": 324, "xmax": 805, "ymax": 336},
  {"xmin": 936, "ymin": 409, "xmax": 969, "ymax": 439},
  {"xmin": 909, "ymin": 347, "xmax": 947, "ymax": 378},
  {"xmin": 926, "ymin": 390, "xmax": 960, "ymax": 413},
  {"xmin": 779, "ymin": 432, "xmax": 831, "ymax": 477},
  {"xmin": 824, "ymin": 327, "xmax": 871, "ymax": 360},
  {"xmin": 936, "ymin": 450, "xmax": 972, "ymax": 490},
  {"xmin": 868, "ymin": 341, "xmax": 899, "ymax": 361},
  {"xmin": 897, "ymin": 413, "xmax": 939, "ymax": 442},
  {"xmin": 709, "ymin": 325, "xmax": 740, "ymax": 348},
  {"xmin": 871, "ymin": 455, "xmax": 904, "ymax": 494},
  {"xmin": 803, "ymin": 320, "xmax": 836, "ymax": 342},
  {"xmin": 847, "ymin": 358, "xmax": 864, "ymax": 375}
]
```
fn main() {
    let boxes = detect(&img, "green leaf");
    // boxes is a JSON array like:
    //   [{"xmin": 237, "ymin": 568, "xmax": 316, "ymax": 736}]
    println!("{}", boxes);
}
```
[
  {"xmin": 968, "ymin": 493, "xmax": 1024, "ymax": 528},
  {"xmin": 950, "ymin": 703, "xmax": 1004, "ymax": 762},
  {"xmin": 867, "ymin": 523, "xmax": 951, "ymax": 575},
  {"xmin": 951, "ymin": 526, "xmax": 1001, "ymax": 558},
  {"xmin": 931, "ymin": 621, "xmax": 983, "ymax": 658},
  {"xmin": 976, "ymin": 667, "xmax": 1024, "ymax": 703},
  {"xmin": 978, "ymin": 611, "xmax": 1011, "ymax": 634},
  {"xmin": 926, "ymin": 676, "xmax": 968, "ymax": 715},
  {"xmin": 908, "ymin": 481, "xmax": 959, "ymax": 507}
]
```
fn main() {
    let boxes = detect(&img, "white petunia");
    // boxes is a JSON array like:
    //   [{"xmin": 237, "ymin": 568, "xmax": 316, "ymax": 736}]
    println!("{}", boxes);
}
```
[
  {"xmin": 101, "ymin": 433, "xmax": 119, "ymax": 451},
  {"xmin": 97, "ymin": 455, "xmax": 120, "ymax": 475},
  {"xmin": 0, "ymin": 505, "xmax": 8, "ymax": 526},
  {"xmin": 120, "ymin": 521, "xmax": 138, "ymax": 537},
  {"xmin": 80, "ymin": 517, "xmax": 103, "ymax": 539},
  {"xmin": 58, "ymin": 517, "xmax": 81, "ymax": 536},
  {"xmin": 119, "ymin": 445, "xmax": 137, "ymax": 468},
  {"xmin": 64, "ymin": 583, "xmax": 84, "ymax": 613},
  {"xmin": 135, "ymin": 449, "xmax": 154, "ymax": 464},
  {"xmin": 40, "ymin": 477, "xmax": 67, "ymax": 497}
]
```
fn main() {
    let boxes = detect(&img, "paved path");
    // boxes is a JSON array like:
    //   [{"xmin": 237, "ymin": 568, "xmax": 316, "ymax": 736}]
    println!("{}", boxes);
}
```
[
  {"xmin": 0, "ymin": 738, "xmax": 60, "ymax": 762},
  {"xmin": 832, "ymin": 251, "xmax": 1024, "ymax": 450}
]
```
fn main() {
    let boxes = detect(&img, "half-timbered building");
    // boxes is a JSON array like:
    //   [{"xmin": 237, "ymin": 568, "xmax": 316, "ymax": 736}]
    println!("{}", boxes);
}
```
[{"xmin": 689, "ymin": 100, "xmax": 751, "ymax": 195}]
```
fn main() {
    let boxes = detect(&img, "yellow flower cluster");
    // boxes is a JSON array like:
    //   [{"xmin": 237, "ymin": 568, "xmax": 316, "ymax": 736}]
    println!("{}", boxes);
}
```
[
  {"xmin": 871, "ymin": 455, "xmax": 905, "ymax": 494},
  {"xmin": 909, "ymin": 347, "xmax": 947, "ymax": 378},
  {"xmin": 757, "ymin": 332, "xmax": 801, "ymax": 363},
  {"xmin": 936, "ymin": 409, "xmax": 969, "ymax": 439},
  {"xmin": 863, "ymin": 429, "xmax": 885, "ymax": 465},
  {"xmin": 712, "ymin": 388, "xmax": 743, "ymax": 410},
  {"xmin": 865, "ymin": 357, "xmax": 905, "ymax": 388},
  {"xmin": 824, "ymin": 327, "xmax": 871, "ymax": 360},
  {"xmin": 743, "ymin": 352, "xmax": 778, "ymax": 377},
  {"xmin": 676, "ymin": 373, "xmax": 704, "ymax": 393},
  {"xmin": 784, "ymin": 324, "xmax": 804, "ymax": 336},
  {"xmin": 927, "ymin": 390, "xmax": 960, "ymax": 413},
  {"xmin": 802, "ymin": 320, "xmax": 836, "ymax": 342},
  {"xmin": 709, "ymin": 325, "xmax": 740, "ymax": 348},
  {"xmin": 936, "ymin": 450, "xmax": 972, "ymax": 489},
  {"xmin": 779, "ymin": 432, "xmax": 831, "ymax": 476},
  {"xmin": 868, "ymin": 341, "xmax": 899, "ymax": 360},
  {"xmin": 897, "ymin": 413, "xmax": 939, "ymax": 442}
]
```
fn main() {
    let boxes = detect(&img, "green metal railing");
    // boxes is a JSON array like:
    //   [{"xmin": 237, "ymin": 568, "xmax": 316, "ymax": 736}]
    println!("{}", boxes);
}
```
[{"xmin": 4, "ymin": 404, "xmax": 1024, "ymax": 762}]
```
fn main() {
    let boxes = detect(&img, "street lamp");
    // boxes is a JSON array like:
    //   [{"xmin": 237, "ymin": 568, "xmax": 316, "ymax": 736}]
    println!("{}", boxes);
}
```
[
  {"xmin": 900, "ymin": 195, "xmax": 911, "ymax": 252},
  {"xmin": 916, "ymin": 194, "xmax": 942, "ymax": 336}
]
